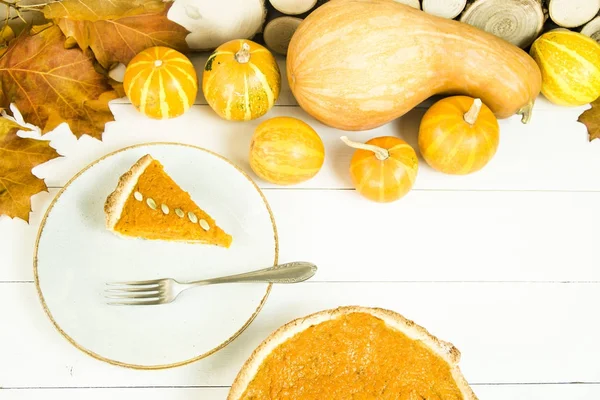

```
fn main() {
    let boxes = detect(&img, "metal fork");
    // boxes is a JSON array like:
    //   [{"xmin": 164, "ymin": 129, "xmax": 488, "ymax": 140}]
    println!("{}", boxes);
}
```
[{"xmin": 104, "ymin": 261, "xmax": 317, "ymax": 305}]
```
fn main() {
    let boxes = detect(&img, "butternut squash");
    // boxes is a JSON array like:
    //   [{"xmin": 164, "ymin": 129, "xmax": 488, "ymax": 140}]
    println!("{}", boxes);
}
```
[{"xmin": 286, "ymin": 0, "xmax": 542, "ymax": 131}]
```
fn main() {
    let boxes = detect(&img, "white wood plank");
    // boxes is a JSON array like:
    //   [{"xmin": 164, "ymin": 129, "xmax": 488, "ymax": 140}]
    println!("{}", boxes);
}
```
[
  {"xmin": 2, "ymin": 188, "xmax": 599, "ymax": 282},
  {"xmin": 269, "ymin": 190, "xmax": 600, "ymax": 282},
  {"xmin": 2, "ymin": 282, "xmax": 600, "ymax": 387},
  {"xmin": 1, "ymin": 388, "xmax": 227, "ymax": 399},
  {"xmin": 473, "ymin": 385, "xmax": 600, "ymax": 400},
  {"xmin": 0, "ymin": 190, "xmax": 57, "ymax": 282},
  {"xmin": 3, "ymin": 385, "xmax": 600, "ymax": 400},
  {"xmin": 32, "ymin": 104, "xmax": 600, "ymax": 191}
]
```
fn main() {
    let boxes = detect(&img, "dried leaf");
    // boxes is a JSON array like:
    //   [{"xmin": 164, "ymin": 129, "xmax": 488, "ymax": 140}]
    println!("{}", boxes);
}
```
[
  {"xmin": 578, "ymin": 98, "xmax": 600, "ymax": 142},
  {"xmin": 56, "ymin": 2, "xmax": 189, "ymax": 69},
  {"xmin": 0, "ymin": 25, "xmax": 14, "ymax": 44},
  {"xmin": 111, "ymin": 82, "xmax": 126, "ymax": 100},
  {"xmin": 0, "ymin": 117, "xmax": 60, "ymax": 222},
  {"xmin": 0, "ymin": 24, "xmax": 116, "ymax": 139},
  {"xmin": 0, "ymin": 25, "xmax": 14, "ymax": 57},
  {"xmin": 42, "ymin": 0, "xmax": 164, "ymax": 22}
]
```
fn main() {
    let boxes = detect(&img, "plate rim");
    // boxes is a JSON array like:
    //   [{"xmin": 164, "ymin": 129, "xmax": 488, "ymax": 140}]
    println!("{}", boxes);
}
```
[{"xmin": 33, "ymin": 142, "xmax": 279, "ymax": 370}]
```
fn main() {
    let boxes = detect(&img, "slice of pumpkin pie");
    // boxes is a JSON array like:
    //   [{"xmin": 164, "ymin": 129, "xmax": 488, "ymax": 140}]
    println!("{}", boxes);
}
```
[{"xmin": 104, "ymin": 154, "xmax": 232, "ymax": 248}]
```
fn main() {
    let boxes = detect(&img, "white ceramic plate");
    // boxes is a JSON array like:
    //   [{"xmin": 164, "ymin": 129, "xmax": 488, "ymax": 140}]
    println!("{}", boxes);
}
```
[{"xmin": 34, "ymin": 143, "xmax": 278, "ymax": 369}]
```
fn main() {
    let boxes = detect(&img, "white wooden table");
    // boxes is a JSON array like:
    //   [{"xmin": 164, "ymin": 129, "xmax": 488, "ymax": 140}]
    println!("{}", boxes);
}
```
[{"xmin": 2, "ymin": 55, "xmax": 600, "ymax": 399}]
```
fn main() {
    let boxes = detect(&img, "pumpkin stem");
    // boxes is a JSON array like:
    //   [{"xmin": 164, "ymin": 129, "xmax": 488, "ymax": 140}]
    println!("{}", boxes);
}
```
[
  {"xmin": 340, "ymin": 136, "xmax": 389, "ymax": 161},
  {"xmin": 517, "ymin": 101, "xmax": 534, "ymax": 124},
  {"xmin": 464, "ymin": 98, "xmax": 482, "ymax": 125},
  {"xmin": 235, "ymin": 42, "xmax": 251, "ymax": 64}
]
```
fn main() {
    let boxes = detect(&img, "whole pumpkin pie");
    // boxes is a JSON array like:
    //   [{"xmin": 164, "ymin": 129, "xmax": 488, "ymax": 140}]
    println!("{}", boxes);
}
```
[
  {"xmin": 228, "ymin": 306, "xmax": 477, "ymax": 400},
  {"xmin": 104, "ymin": 154, "xmax": 232, "ymax": 248}
]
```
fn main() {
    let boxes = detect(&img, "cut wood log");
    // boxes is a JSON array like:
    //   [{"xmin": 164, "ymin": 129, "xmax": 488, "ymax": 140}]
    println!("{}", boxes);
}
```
[
  {"xmin": 581, "ymin": 15, "xmax": 600, "ymax": 43},
  {"xmin": 266, "ymin": 0, "xmax": 328, "ymax": 18},
  {"xmin": 422, "ymin": 0, "xmax": 466, "ymax": 19},
  {"xmin": 269, "ymin": 0, "xmax": 317, "ymax": 15},
  {"xmin": 548, "ymin": 0, "xmax": 600, "ymax": 28},
  {"xmin": 460, "ymin": 0, "xmax": 545, "ymax": 48},
  {"xmin": 261, "ymin": 0, "xmax": 327, "ymax": 51},
  {"xmin": 263, "ymin": 15, "xmax": 303, "ymax": 55},
  {"xmin": 394, "ymin": 0, "xmax": 421, "ymax": 9}
]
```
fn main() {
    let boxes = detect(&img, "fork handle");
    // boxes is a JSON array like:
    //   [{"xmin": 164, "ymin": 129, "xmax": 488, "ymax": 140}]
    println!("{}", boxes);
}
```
[{"xmin": 184, "ymin": 262, "xmax": 317, "ymax": 286}]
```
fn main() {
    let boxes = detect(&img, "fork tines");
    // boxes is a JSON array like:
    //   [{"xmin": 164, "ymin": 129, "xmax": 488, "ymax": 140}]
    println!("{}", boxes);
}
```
[{"xmin": 104, "ymin": 281, "xmax": 163, "ymax": 305}]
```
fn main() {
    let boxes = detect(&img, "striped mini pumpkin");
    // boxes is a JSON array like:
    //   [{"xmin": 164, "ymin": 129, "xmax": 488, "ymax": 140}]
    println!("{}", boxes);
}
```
[
  {"xmin": 203, "ymin": 39, "xmax": 281, "ymax": 121},
  {"xmin": 342, "ymin": 136, "xmax": 418, "ymax": 203},
  {"xmin": 418, "ymin": 96, "xmax": 499, "ymax": 175},
  {"xmin": 123, "ymin": 46, "xmax": 198, "ymax": 119}
]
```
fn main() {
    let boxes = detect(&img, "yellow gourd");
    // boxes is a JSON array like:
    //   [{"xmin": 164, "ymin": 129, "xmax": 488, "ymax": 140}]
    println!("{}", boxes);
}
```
[
  {"xmin": 249, "ymin": 117, "xmax": 325, "ymax": 185},
  {"xmin": 123, "ymin": 46, "xmax": 198, "ymax": 119},
  {"xmin": 418, "ymin": 96, "xmax": 500, "ymax": 175},
  {"xmin": 530, "ymin": 30, "xmax": 600, "ymax": 106},
  {"xmin": 203, "ymin": 39, "xmax": 281, "ymax": 121}
]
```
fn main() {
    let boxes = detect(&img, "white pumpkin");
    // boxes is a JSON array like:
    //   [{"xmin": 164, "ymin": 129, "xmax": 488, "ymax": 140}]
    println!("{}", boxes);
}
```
[{"xmin": 167, "ymin": 0, "xmax": 267, "ymax": 51}]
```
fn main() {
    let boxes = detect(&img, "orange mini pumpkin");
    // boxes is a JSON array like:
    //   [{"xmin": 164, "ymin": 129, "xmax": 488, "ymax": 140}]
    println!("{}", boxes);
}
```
[
  {"xmin": 341, "ymin": 136, "xmax": 418, "ymax": 203},
  {"xmin": 123, "ymin": 46, "xmax": 198, "ymax": 119},
  {"xmin": 418, "ymin": 96, "xmax": 499, "ymax": 175},
  {"xmin": 203, "ymin": 39, "xmax": 281, "ymax": 121}
]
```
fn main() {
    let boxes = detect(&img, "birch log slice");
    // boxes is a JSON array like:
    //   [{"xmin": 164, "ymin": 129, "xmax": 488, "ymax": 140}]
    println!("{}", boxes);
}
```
[
  {"xmin": 263, "ymin": 16, "xmax": 303, "ymax": 55},
  {"xmin": 460, "ymin": 0, "xmax": 545, "ymax": 48},
  {"xmin": 422, "ymin": 0, "xmax": 467, "ymax": 19},
  {"xmin": 548, "ymin": 0, "xmax": 600, "ymax": 28},
  {"xmin": 581, "ymin": 16, "xmax": 600, "ymax": 43},
  {"xmin": 394, "ymin": 0, "xmax": 421, "ymax": 9},
  {"xmin": 269, "ymin": 0, "xmax": 318, "ymax": 15}
]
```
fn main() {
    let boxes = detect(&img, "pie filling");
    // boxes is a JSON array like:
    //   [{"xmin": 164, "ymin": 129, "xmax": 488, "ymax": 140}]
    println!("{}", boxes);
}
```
[
  {"xmin": 113, "ymin": 158, "xmax": 232, "ymax": 248},
  {"xmin": 240, "ymin": 312, "xmax": 464, "ymax": 400}
]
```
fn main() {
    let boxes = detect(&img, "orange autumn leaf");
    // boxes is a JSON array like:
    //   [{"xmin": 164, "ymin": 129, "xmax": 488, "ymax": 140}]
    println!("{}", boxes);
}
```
[
  {"xmin": 0, "ymin": 117, "xmax": 60, "ymax": 222},
  {"xmin": 0, "ymin": 25, "xmax": 14, "ymax": 58},
  {"xmin": 56, "ymin": 2, "xmax": 189, "ymax": 70},
  {"xmin": 0, "ymin": 24, "xmax": 116, "ymax": 139},
  {"xmin": 42, "ymin": 0, "xmax": 164, "ymax": 22},
  {"xmin": 578, "ymin": 98, "xmax": 600, "ymax": 142}
]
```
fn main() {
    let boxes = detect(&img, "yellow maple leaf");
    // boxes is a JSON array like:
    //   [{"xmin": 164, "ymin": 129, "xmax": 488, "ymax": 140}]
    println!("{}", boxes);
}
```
[
  {"xmin": 0, "ymin": 117, "xmax": 60, "ymax": 222},
  {"xmin": 42, "ymin": 0, "xmax": 164, "ymax": 22}
]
